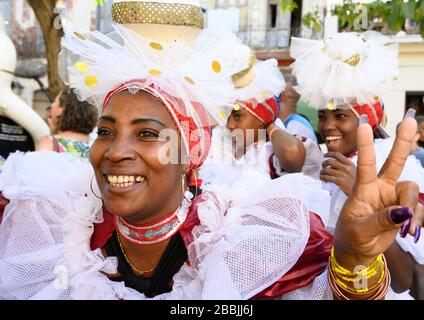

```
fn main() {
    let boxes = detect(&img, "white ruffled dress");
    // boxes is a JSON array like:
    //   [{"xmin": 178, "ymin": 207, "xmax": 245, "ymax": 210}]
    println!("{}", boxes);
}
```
[{"xmin": 0, "ymin": 151, "xmax": 332, "ymax": 300}]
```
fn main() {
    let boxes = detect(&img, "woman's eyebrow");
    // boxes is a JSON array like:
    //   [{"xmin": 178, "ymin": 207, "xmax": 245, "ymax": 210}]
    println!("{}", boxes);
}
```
[
  {"xmin": 131, "ymin": 118, "xmax": 166, "ymax": 127},
  {"xmin": 99, "ymin": 115, "xmax": 115, "ymax": 123}
]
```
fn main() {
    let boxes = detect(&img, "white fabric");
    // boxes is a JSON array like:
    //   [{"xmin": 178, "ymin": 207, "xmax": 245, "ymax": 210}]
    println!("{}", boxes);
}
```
[
  {"xmin": 201, "ymin": 131, "xmax": 330, "ymax": 227},
  {"xmin": 290, "ymin": 32, "xmax": 398, "ymax": 109},
  {"xmin": 234, "ymin": 59, "xmax": 285, "ymax": 103},
  {"xmin": 286, "ymin": 120, "xmax": 318, "ymax": 144},
  {"xmin": 60, "ymin": 23, "xmax": 250, "ymax": 127},
  {"xmin": 0, "ymin": 151, "xmax": 329, "ymax": 300},
  {"xmin": 279, "ymin": 269, "xmax": 332, "ymax": 300}
]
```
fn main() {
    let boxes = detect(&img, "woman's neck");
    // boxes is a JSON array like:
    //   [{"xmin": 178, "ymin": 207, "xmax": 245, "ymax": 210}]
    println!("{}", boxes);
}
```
[{"xmin": 55, "ymin": 131, "xmax": 89, "ymax": 142}]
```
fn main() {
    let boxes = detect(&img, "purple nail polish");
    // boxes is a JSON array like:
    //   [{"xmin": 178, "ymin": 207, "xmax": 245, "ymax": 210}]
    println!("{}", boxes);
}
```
[
  {"xmin": 414, "ymin": 227, "xmax": 421, "ymax": 243},
  {"xmin": 390, "ymin": 207, "xmax": 413, "ymax": 224},
  {"xmin": 359, "ymin": 114, "xmax": 368, "ymax": 125},
  {"xmin": 400, "ymin": 218, "xmax": 411, "ymax": 238},
  {"xmin": 404, "ymin": 108, "xmax": 416, "ymax": 119}
]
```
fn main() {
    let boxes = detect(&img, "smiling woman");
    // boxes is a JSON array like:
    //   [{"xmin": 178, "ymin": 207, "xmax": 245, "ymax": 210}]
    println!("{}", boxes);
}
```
[
  {"xmin": 0, "ymin": 1, "xmax": 422, "ymax": 301},
  {"xmin": 291, "ymin": 32, "xmax": 424, "ymax": 299}
]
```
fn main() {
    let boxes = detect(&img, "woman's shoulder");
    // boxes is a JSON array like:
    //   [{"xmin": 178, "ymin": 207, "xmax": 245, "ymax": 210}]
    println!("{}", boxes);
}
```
[{"xmin": 35, "ymin": 135, "xmax": 54, "ymax": 151}]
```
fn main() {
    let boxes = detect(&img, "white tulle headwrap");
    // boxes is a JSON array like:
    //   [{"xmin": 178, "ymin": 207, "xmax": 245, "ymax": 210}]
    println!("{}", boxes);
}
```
[
  {"xmin": 290, "ymin": 32, "xmax": 398, "ymax": 110},
  {"xmin": 235, "ymin": 59, "xmax": 285, "ymax": 103},
  {"xmin": 59, "ymin": 22, "xmax": 251, "ymax": 127}
]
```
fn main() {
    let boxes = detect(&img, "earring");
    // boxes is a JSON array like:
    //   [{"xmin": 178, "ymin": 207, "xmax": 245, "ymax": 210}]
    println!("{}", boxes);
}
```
[
  {"xmin": 90, "ymin": 176, "xmax": 102, "ymax": 200},
  {"xmin": 181, "ymin": 174, "xmax": 193, "ymax": 202},
  {"xmin": 191, "ymin": 169, "xmax": 199, "ymax": 199}
]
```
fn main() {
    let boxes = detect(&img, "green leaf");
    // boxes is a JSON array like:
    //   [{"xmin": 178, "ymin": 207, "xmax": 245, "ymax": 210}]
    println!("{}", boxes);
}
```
[
  {"xmin": 401, "ymin": 0, "xmax": 416, "ymax": 19},
  {"xmin": 313, "ymin": 21, "xmax": 322, "ymax": 33}
]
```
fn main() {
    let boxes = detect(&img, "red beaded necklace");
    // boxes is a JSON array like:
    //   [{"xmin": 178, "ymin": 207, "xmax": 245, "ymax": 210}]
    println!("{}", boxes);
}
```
[{"xmin": 115, "ymin": 195, "xmax": 192, "ymax": 245}]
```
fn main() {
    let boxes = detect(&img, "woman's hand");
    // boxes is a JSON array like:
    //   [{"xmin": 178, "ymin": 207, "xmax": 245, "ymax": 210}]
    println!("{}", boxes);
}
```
[
  {"xmin": 320, "ymin": 152, "xmax": 356, "ymax": 195},
  {"xmin": 334, "ymin": 115, "xmax": 422, "ymax": 270}
]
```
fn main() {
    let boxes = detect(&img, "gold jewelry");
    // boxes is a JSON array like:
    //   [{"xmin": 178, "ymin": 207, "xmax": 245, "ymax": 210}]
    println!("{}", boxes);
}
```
[
  {"xmin": 111, "ymin": 2, "xmax": 204, "ymax": 29},
  {"xmin": 343, "ymin": 53, "xmax": 361, "ymax": 67},
  {"xmin": 268, "ymin": 126, "xmax": 281, "ymax": 140},
  {"xmin": 181, "ymin": 174, "xmax": 187, "ymax": 193},
  {"xmin": 330, "ymin": 247, "xmax": 383, "ymax": 279},
  {"xmin": 329, "ymin": 247, "xmax": 387, "ymax": 295},
  {"xmin": 90, "ymin": 176, "xmax": 102, "ymax": 200},
  {"xmin": 191, "ymin": 169, "xmax": 199, "ymax": 199},
  {"xmin": 116, "ymin": 232, "xmax": 156, "ymax": 277},
  {"xmin": 231, "ymin": 51, "xmax": 257, "ymax": 83},
  {"xmin": 328, "ymin": 255, "xmax": 390, "ymax": 300}
]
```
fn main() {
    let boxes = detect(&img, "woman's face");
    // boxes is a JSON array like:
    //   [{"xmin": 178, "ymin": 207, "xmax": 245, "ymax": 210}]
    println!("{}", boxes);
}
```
[
  {"xmin": 419, "ymin": 121, "xmax": 424, "ymax": 143},
  {"xmin": 317, "ymin": 108, "xmax": 359, "ymax": 155},
  {"xmin": 48, "ymin": 93, "xmax": 63, "ymax": 134},
  {"xmin": 226, "ymin": 108, "xmax": 265, "ymax": 156},
  {"xmin": 90, "ymin": 90, "xmax": 187, "ymax": 224}
]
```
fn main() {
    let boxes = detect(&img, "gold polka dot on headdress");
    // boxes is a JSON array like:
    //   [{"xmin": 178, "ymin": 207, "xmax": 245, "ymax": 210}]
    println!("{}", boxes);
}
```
[
  {"xmin": 373, "ymin": 96, "xmax": 379, "ymax": 101},
  {"xmin": 74, "ymin": 32, "xmax": 86, "ymax": 40},
  {"xmin": 75, "ymin": 61, "xmax": 88, "ymax": 73},
  {"xmin": 343, "ymin": 53, "xmax": 360, "ymax": 67},
  {"xmin": 219, "ymin": 110, "xmax": 227, "ymax": 120},
  {"xmin": 149, "ymin": 42, "xmax": 163, "ymax": 51},
  {"xmin": 84, "ymin": 75, "xmax": 98, "ymax": 87},
  {"xmin": 326, "ymin": 102, "xmax": 336, "ymax": 111},
  {"xmin": 233, "ymin": 103, "xmax": 241, "ymax": 111},
  {"xmin": 211, "ymin": 60, "xmax": 221, "ymax": 73},
  {"xmin": 184, "ymin": 76, "xmax": 195, "ymax": 85},
  {"xmin": 148, "ymin": 69, "xmax": 162, "ymax": 76}
]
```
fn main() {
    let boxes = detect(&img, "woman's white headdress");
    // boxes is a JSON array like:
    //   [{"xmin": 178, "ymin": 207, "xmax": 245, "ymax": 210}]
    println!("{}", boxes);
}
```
[
  {"xmin": 289, "ymin": 32, "xmax": 398, "ymax": 110},
  {"xmin": 59, "ymin": 0, "xmax": 252, "ymax": 127}
]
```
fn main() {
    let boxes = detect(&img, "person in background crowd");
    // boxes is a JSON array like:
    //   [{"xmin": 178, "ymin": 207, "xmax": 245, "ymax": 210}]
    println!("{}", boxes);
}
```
[
  {"xmin": 290, "ymin": 31, "xmax": 424, "ymax": 299},
  {"xmin": 36, "ymin": 87, "xmax": 98, "ymax": 158},
  {"xmin": 417, "ymin": 115, "xmax": 424, "ymax": 148},
  {"xmin": 277, "ymin": 73, "xmax": 318, "ymax": 144}
]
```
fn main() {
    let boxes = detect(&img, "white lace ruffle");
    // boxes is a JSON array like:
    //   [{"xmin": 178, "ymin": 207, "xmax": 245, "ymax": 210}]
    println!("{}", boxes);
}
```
[{"xmin": 0, "ymin": 151, "xmax": 330, "ymax": 300}]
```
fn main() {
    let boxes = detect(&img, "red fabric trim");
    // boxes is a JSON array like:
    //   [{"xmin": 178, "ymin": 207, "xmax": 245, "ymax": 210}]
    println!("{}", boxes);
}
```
[
  {"xmin": 101, "ymin": 80, "xmax": 211, "ymax": 173},
  {"xmin": 419, "ymin": 193, "xmax": 424, "ymax": 206},
  {"xmin": 241, "ymin": 96, "xmax": 279, "ymax": 126},
  {"xmin": 252, "ymin": 212, "xmax": 333, "ymax": 299},
  {"xmin": 0, "ymin": 192, "xmax": 10, "ymax": 225},
  {"xmin": 90, "ymin": 197, "xmax": 203, "ymax": 251},
  {"xmin": 268, "ymin": 154, "xmax": 279, "ymax": 180},
  {"xmin": 90, "ymin": 206, "xmax": 116, "ymax": 250},
  {"xmin": 90, "ymin": 202, "xmax": 333, "ymax": 299},
  {"xmin": 353, "ymin": 101, "xmax": 383, "ymax": 130}
]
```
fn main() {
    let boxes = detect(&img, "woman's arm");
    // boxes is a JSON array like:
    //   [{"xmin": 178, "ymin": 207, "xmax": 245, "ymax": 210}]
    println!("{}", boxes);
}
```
[
  {"xmin": 267, "ymin": 122, "xmax": 306, "ymax": 173},
  {"xmin": 384, "ymin": 241, "xmax": 414, "ymax": 293},
  {"xmin": 332, "ymin": 115, "xmax": 422, "ymax": 299}
]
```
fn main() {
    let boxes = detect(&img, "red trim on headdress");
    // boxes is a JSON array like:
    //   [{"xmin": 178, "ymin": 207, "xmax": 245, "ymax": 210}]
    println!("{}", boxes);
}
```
[
  {"xmin": 241, "ymin": 96, "xmax": 279, "ymax": 126},
  {"xmin": 353, "ymin": 101, "xmax": 384, "ymax": 130},
  {"xmin": 102, "ymin": 80, "xmax": 211, "ymax": 172}
]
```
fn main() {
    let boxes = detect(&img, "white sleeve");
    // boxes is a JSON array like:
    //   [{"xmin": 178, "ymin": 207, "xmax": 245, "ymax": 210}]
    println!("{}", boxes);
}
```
[
  {"xmin": 279, "ymin": 269, "xmax": 333, "ymax": 300},
  {"xmin": 286, "ymin": 121, "xmax": 318, "ymax": 143}
]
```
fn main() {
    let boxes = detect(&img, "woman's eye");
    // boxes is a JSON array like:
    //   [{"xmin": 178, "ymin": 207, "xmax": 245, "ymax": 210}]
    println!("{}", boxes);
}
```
[
  {"xmin": 337, "ymin": 114, "xmax": 347, "ymax": 119},
  {"xmin": 234, "ymin": 115, "xmax": 240, "ymax": 120},
  {"xmin": 96, "ymin": 128, "xmax": 112, "ymax": 136},
  {"xmin": 138, "ymin": 130, "xmax": 159, "ymax": 138}
]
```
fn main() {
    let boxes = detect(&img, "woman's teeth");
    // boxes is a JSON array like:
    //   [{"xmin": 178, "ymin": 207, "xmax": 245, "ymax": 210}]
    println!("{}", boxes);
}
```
[
  {"xmin": 326, "ymin": 136, "xmax": 342, "ymax": 142},
  {"xmin": 107, "ymin": 175, "xmax": 145, "ymax": 188}
]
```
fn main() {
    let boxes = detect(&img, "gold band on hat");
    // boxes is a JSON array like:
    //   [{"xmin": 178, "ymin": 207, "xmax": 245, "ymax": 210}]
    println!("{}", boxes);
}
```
[
  {"xmin": 231, "ymin": 51, "xmax": 257, "ymax": 83},
  {"xmin": 111, "ymin": 1, "xmax": 204, "ymax": 29},
  {"xmin": 343, "ymin": 53, "xmax": 360, "ymax": 67}
]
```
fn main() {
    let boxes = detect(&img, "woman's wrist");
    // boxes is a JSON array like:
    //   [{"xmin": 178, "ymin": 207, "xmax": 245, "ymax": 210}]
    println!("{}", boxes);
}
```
[{"xmin": 329, "ymin": 246, "xmax": 390, "ymax": 299}]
